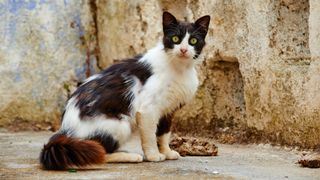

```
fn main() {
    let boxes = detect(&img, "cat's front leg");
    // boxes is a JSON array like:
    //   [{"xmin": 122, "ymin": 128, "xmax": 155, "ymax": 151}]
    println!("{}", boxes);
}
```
[
  {"xmin": 158, "ymin": 132, "xmax": 180, "ymax": 160},
  {"xmin": 136, "ymin": 112, "xmax": 166, "ymax": 162}
]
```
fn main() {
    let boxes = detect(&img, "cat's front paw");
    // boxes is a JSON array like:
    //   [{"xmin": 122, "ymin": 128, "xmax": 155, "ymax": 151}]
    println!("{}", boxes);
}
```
[
  {"xmin": 145, "ymin": 152, "xmax": 166, "ymax": 162},
  {"xmin": 162, "ymin": 150, "xmax": 180, "ymax": 160}
]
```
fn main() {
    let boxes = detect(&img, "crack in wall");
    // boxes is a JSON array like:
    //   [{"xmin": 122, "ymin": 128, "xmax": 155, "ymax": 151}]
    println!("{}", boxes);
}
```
[{"xmin": 89, "ymin": 0, "xmax": 103, "ymax": 71}]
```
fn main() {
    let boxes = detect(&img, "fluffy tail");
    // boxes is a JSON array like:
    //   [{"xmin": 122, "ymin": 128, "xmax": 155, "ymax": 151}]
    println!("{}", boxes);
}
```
[{"xmin": 39, "ymin": 133, "xmax": 106, "ymax": 170}]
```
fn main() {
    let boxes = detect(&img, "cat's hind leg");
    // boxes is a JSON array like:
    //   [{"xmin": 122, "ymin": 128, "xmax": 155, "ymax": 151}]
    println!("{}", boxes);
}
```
[
  {"xmin": 106, "ymin": 130, "xmax": 144, "ymax": 163},
  {"xmin": 105, "ymin": 152, "xmax": 143, "ymax": 163}
]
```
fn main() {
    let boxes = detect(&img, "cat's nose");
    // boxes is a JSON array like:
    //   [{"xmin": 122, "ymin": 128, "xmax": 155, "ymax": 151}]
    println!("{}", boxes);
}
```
[{"xmin": 180, "ymin": 48, "xmax": 188, "ymax": 54}]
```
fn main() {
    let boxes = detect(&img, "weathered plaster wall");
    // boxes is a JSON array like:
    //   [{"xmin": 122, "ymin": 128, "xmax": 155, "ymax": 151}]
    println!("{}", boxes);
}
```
[
  {"xmin": 96, "ymin": 0, "xmax": 320, "ymax": 148},
  {"xmin": 0, "ymin": 0, "xmax": 319, "ymax": 148},
  {"xmin": 0, "ymin": 0, "xmax": 99, "ymax": 129}
]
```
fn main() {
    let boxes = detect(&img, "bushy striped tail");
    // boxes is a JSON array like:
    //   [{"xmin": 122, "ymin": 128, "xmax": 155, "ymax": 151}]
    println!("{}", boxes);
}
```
[{"xmin": 39, "ymin": 133, "xmax": 106, "ymax": 170}]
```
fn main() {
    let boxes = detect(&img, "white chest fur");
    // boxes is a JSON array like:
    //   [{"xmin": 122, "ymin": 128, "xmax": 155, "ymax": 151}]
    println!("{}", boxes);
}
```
[{"xmin": 136, "ymin": 44, "xmax": 199, "ymax": 116}]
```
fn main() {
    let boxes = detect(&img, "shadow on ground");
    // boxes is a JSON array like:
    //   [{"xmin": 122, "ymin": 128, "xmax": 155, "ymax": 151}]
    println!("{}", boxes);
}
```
[{"xmin": 0, "ymin": 130, "xmax": 319, "ymax": 180}]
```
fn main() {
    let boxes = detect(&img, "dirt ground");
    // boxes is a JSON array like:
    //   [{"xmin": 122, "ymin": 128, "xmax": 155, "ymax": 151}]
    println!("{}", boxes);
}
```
[{"xmin": 0, "ymin": 129, "xmax": 319, "ymax": 180}]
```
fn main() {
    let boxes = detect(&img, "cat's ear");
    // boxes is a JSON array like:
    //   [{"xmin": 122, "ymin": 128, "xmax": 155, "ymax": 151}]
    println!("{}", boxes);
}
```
[
  {"xmin": 163, "ymin": 11, "xmax": 177, "ymax": 27},
  {"xmin": 195, "ymin": 15, "xmax": 210, "ymax": 32}
]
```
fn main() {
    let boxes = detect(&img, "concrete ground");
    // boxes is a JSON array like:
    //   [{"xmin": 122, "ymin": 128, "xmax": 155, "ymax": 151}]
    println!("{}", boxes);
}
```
[{"xmin": 0, "ymin": 130, "xmax": 319, "ymax": 180}]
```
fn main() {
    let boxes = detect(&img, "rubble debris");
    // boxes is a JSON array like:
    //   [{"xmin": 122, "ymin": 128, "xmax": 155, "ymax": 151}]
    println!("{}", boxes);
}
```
[
  {"xmin": 298, "ymin": 152, "xmax": 320, "ymax": 168},
  {"xmin": 170, "ymin": 135, "xmax": 218, "ymax": 156}
]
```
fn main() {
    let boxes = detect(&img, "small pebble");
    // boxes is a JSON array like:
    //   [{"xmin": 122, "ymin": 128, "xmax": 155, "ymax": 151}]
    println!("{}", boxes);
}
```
[{"xmin": 212, "ymin": 170, "xmax": 219, "ymax": 175}]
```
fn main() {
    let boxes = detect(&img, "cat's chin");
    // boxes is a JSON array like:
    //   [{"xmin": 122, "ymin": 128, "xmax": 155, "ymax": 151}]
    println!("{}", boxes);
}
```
[
  {"xmin": 179, "ymin": 58, "xmax": 192, "ymax": 62},
  {"xmin": 176, "ymin": 53, "xmax": 192, "ymax": 60}
]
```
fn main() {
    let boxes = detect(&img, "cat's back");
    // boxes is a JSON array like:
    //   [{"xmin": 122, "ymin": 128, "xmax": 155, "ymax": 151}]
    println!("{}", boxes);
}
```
[
  {"xmin": 100, "ymin": 57, "xmax": 152, "ymax": 83},
  {"xmin": 68, "ymin": 56, "xmax": 153, "ymax": 119}
]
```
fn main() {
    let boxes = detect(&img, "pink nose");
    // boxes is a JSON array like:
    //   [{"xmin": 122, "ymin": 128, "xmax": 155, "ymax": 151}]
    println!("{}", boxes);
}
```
[{"xmin": 180, "ymin": 48, "xmax": 188, "ymax": 54}]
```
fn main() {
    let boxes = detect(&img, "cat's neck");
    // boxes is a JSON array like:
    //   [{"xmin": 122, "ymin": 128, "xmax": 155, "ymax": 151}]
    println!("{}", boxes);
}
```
[{"xmin": 141, "ymin": 43, "xmax": 196, "ymax": 75}]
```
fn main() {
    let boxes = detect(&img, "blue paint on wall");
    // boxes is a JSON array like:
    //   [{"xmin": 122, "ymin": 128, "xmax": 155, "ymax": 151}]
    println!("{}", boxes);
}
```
[
  {"xmin": 5, "ymin": 18, "xmax": 17, "ymax": 48},
  {"xmin": 25, "ymin": 0, "xmax": 36, "ymax": 10},
  {"xmin": 0, "ymin": 2, "xmax": 6, "ymax": 15},
  {"xmin": 74, "ymin": 56, "xmax": 98, "ymax": 81},
  {"xmin": 75, "ymin": 62, "xmax": 87, "ymax": 81},
  {"xmin": 8, "ymin": 0, "xmax": 37, "ymax": 14},
  {"xmin": 14, "ymin": 71, "xmax": 22, "ymax": 82},
  {"xmin": 3, "ymin": 0, "xmax": 39, "ymax": 47},
  {"xmin": 8, "ymin": 20, "xmax": 16, "ymax": 41},
  {"xmin": 8, "ymin": 0, "xmax": 21, "ymax": 14},
  {"xmin": 73, "ymin": 14, "xmax": 85, "ymax": 37},
  {"xmin": 13, "ymin": 65, "xmax": 23, "ymax": 82},
  {"xmin": 89, "ymin": 57, "xmax": 97, "ymax": 75},
  {"xmin": 39, "ymin": 0, "xmax": 46, "ymax": 5},
  {"xmin": 47, "ymin": 1, "xmax": 59, "ymax": 12},
  {"xmin": 39, "ymin": 42, "xmax": 46, "ymax": 51}
]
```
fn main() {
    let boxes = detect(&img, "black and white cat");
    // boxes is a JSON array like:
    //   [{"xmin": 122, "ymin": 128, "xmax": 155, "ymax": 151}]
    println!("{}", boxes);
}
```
[{"xmin": 40, "ymin": 12, "xmax": 210, "ymax": 170}]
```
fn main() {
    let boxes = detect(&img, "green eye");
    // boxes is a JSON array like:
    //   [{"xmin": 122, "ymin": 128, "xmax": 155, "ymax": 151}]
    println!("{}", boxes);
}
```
[
  {"xmin": 189, "ymin": 38, "xmax": 198, "ymax": 45},
  {"xmin": 172, "ymin": 36, "xmax": 179, "ymax": 43}
]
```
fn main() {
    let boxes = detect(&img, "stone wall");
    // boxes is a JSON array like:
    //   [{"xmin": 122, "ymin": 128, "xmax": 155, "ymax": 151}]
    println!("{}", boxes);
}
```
[
  {"xmin": 97, "ymin": 0, "xmax": 320, "ymax": 148},
  {"xmin": 0, "ymin": 0, "xmax": 99, "ymax": 129},
  {"xmin": 0, "ymin": 0, "xmax": 319, "ymax": 148}
]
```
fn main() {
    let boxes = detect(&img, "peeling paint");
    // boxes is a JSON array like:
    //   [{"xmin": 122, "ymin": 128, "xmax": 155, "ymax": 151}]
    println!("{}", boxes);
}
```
[{"xmin": 8, "ymin": 0, "xmax": 37, "ymax": 14}]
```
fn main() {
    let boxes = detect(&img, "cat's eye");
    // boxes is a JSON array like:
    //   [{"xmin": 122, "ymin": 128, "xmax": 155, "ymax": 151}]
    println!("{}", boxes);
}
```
[
  {"xmin": 171, "ymin": 36, "xmax": 179, "ymax": 43},
  {"xmin": 189, "ymin": 38, "xmax": 198, "ymax": 45}
]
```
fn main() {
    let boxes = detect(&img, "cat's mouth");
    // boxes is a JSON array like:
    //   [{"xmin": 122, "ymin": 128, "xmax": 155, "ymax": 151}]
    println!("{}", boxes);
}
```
[{"xmin": 178, "ymin": 53, "xmax": 190, "ymax": 59}]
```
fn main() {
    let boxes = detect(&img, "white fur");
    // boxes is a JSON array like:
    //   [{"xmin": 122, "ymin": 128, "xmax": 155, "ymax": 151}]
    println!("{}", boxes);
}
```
[
  {"xmin": 125, "ymin": 76, "xmax": 143, "ymax": 115},
  {"xmin": 61, "ymin": 97, "xmax": 132, "ymax": 145},
  {"xmin": 117, "ymin": 131, "xmax": 143, "ymax": 155},
  {"xmin": 137, "ymin": 41, "xmax": 199, "ymax": 116},
  {"xmin": 82, "ymin": 74, "xmax": 102, "ymax": 85}
]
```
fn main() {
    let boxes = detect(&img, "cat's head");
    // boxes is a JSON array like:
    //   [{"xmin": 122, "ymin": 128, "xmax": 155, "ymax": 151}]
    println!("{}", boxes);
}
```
[{"xmin": 162, "ymin": 12, "xmax": 210, "ymax": 61}]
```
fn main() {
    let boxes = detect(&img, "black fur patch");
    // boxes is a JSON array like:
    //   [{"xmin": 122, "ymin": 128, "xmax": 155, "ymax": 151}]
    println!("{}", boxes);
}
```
[
  {"xmin": 156, "ymin": 103, "xmax": 185, "ymax": 137},
  {"xmin": 60, "ymin": 110, "xmax": 65, "ymax": 123},
  {"xmin": 162, "ymin": 12, "xmax": 210, "ymax": 58},
  {"xmin": 156, "ymin": 113, "xmax": 173, "ymax": 137},
  {"xmin": 89, "ymin": 132, "xmax": 119, "ymax": 153},
  {"xmin": 71, "ymin": 56, "xmax": 152, "ymax": 119}
]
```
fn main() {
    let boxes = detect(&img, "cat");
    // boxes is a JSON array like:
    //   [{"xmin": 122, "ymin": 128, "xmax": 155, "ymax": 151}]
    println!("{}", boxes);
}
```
[{"xmin": 39, "ymin": 11, "xmax": 210, "ymax": 170}]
